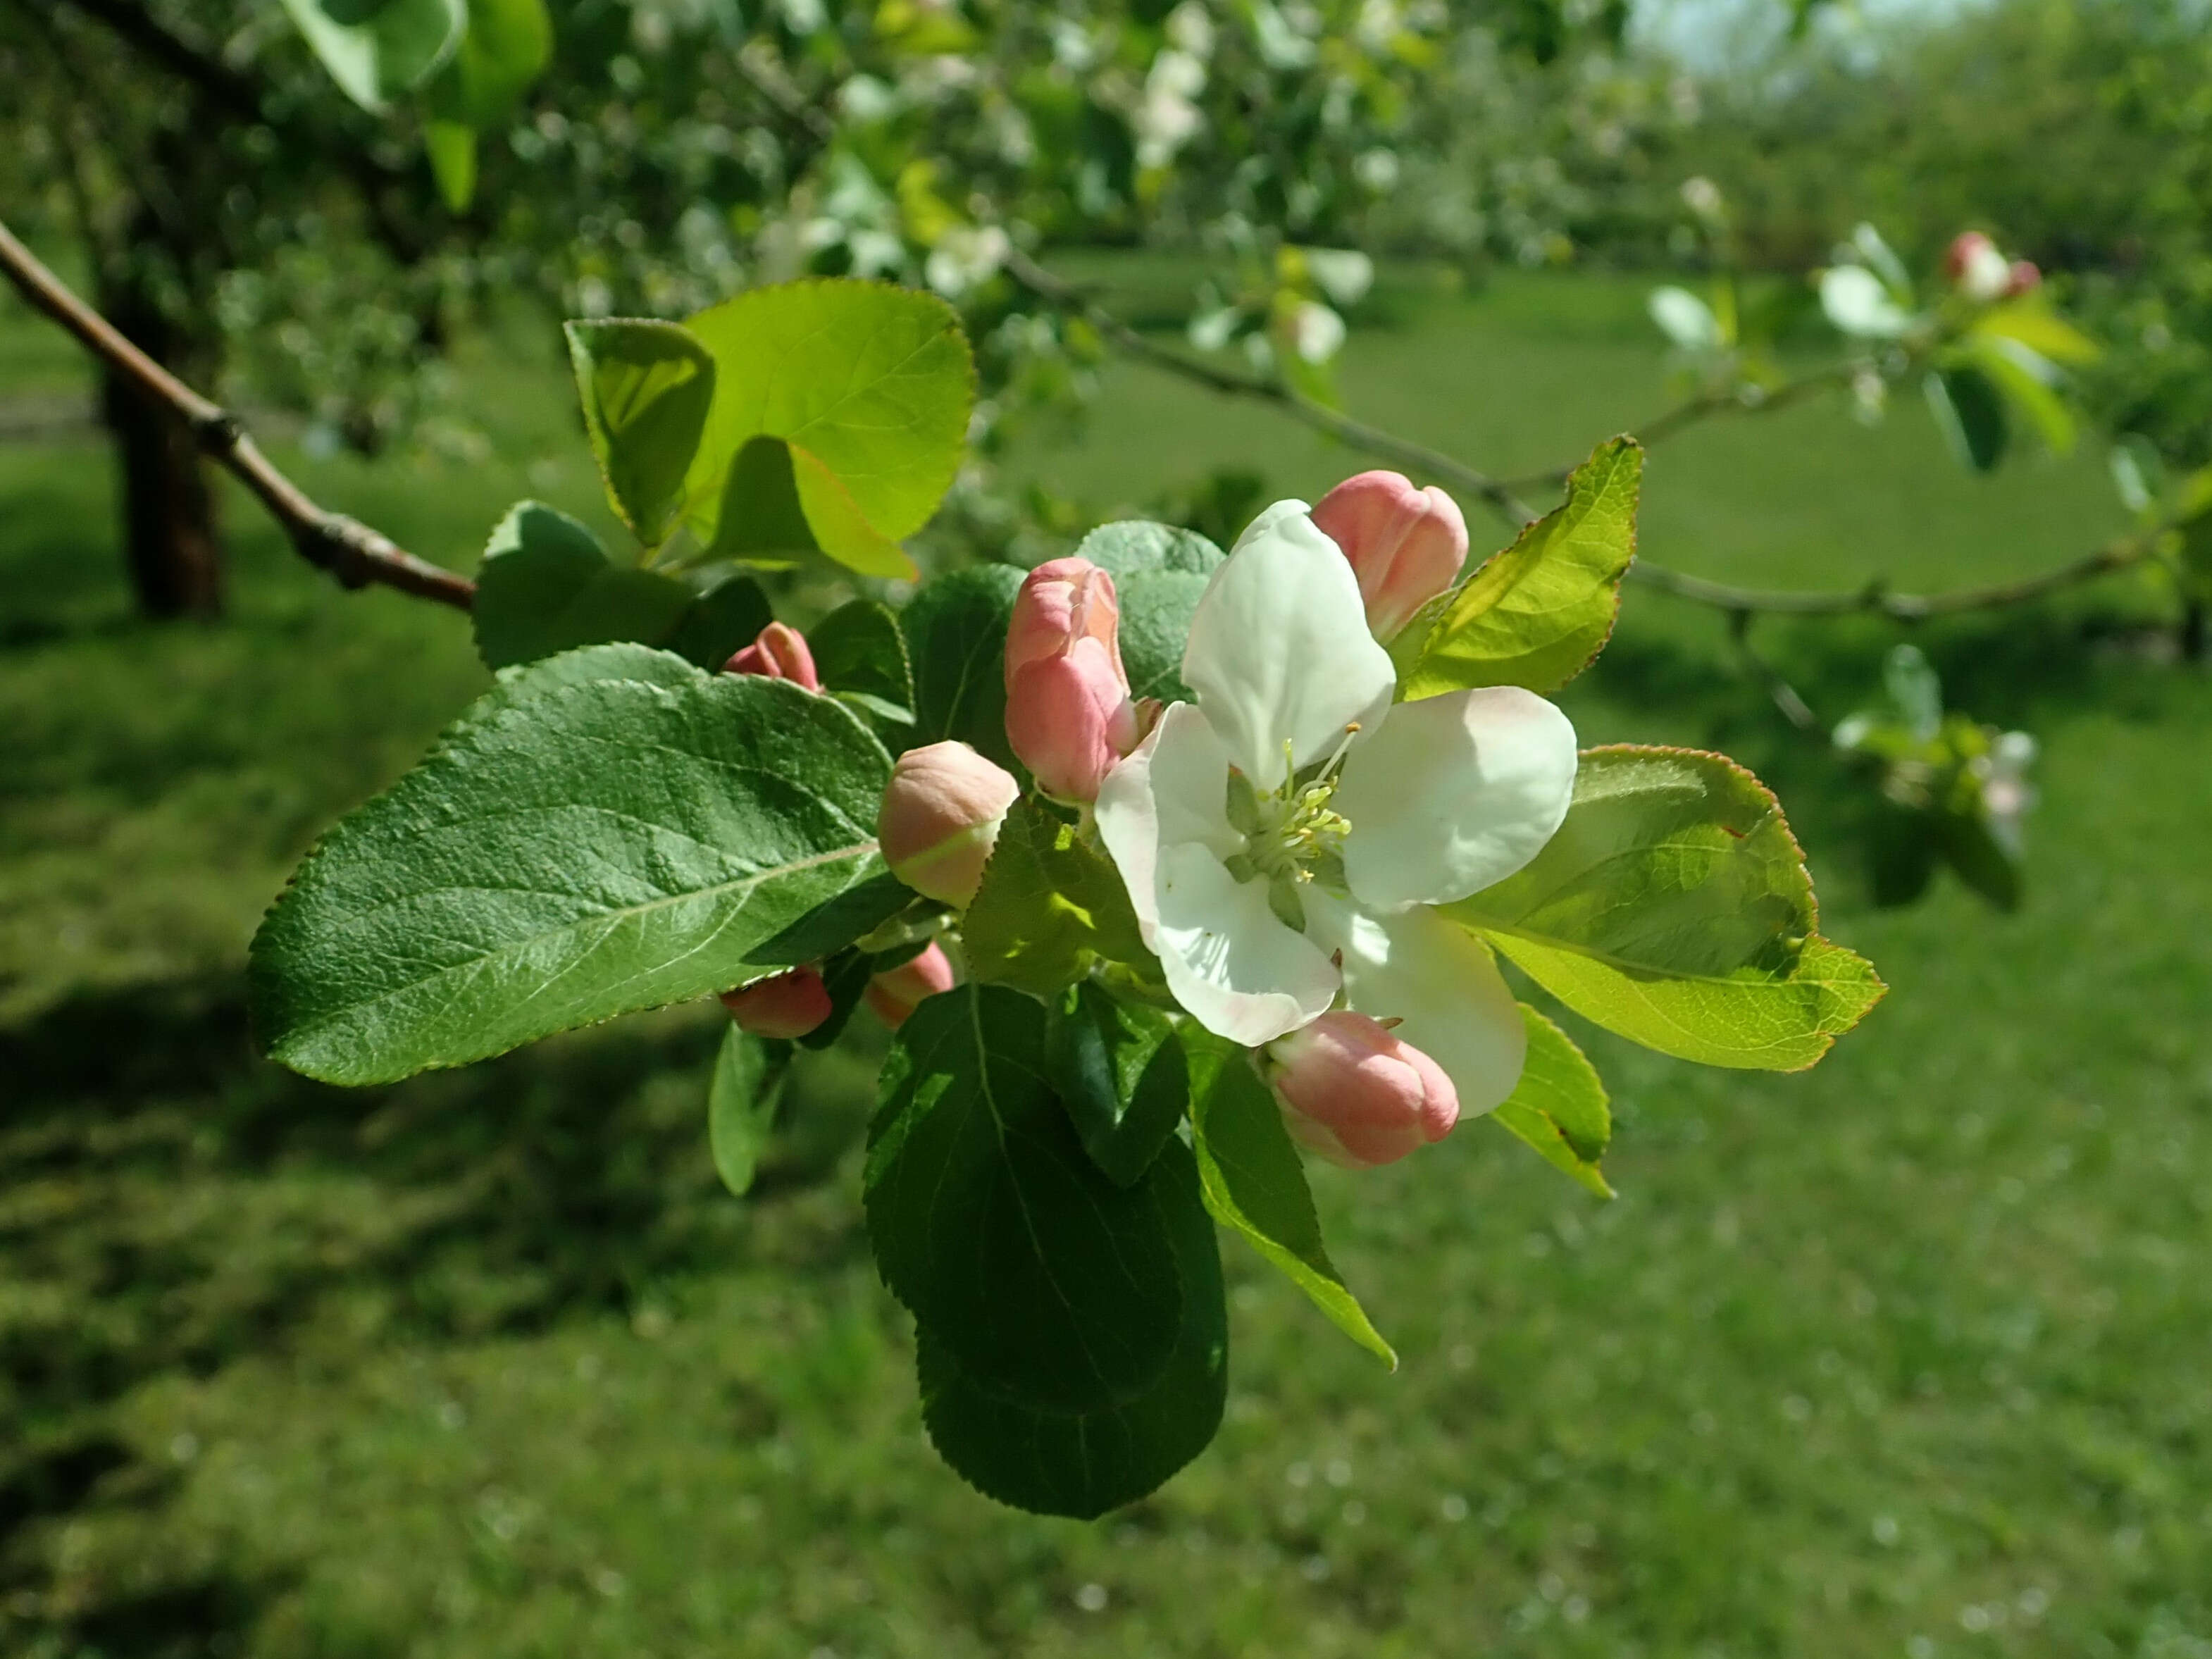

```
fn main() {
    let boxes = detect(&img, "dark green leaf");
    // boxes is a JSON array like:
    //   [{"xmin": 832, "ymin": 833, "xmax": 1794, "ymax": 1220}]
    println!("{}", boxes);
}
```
[
  {"xmin": 866, "ymin": 985, "xmax": 1185, "ymax": 1412},
  {"xmin": 1183, "ymin": 1032, "xmax": 1395, "ymax": 1367},
  {"xmin": 798, "ymin": 949, "xmax": 877, "ymax": 1051},
  {"xmin": 918, "ymin": 1137, "xmax": 1226, "ymax": 1520},
  {"xmin": 662, "ymin": 574, "xmax": 772, "ymax": 671},
  {"xmin": 1398, "ymin": 437, "xmax": 1640, "ymax": 697},
  {"xmin": 1075, "ymin": 519, "xmax": 1226, "ymax": 705},
  {"xmin": 1490, "ymin": 1005, "xmax": 1613, "ymax": 1198},
  {"xmin": 809, "ymin": 599, "xmax": 916, "ymax": 720},
  {"xmin": 747, "ymin": 869, "xmax": 915, "ymax": 967},
  {"xmin": 1444, "ymin": 745, "xmax": 1886, "ymax": 1070},
  {"xmin": 708, "ymin": 1026, "xmax": 788, "ymax": 1197},
  {"xmin": 565, "ymin": 320, "xmax": 717, "ymax": 548},
  {"xmin": 472, "ymin": 503, "xmax": 695, "ymax": 672},
  {"xmin": 1937, "ymin": 809, "xmax": 2023, "ymax": 912},
  {"xmin": 1049, "ymin": 983, "xmax": 1188, "ymax": 1187},
  {"xmin": 251, "ymin": 661, "xmax": 893, "ymax": 1084},
  {"xmin": 423, "ymin": 0, "xmax": 550, "ymax": 128},
  {"xmin": 1926, "ymin": 366, "xmax": 2008, "ymax": 473},
  {"xmin": 964, "ymin": 800, "xmax": 1150, "ymax": 996},
  {"xmin": 900, "ymin": 564, "xmax": 1025, "ymax": 770},
  {"xmin": 683, "ymin": 280, "xmax": 975, "ymax": 578}
]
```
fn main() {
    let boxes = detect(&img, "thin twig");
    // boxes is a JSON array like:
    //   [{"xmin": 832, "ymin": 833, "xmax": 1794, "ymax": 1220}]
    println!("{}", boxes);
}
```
[
  {"xmin": 1002, "ymin": 245, "xmax": 1543, "ymax": 526},
  {"xmin": 1006, "ymin": 250, "xmax": 2161, "ymax": 623},
  {"xmin": 0, "ymin": 218, "xmax": 476, "ymax": 611}
]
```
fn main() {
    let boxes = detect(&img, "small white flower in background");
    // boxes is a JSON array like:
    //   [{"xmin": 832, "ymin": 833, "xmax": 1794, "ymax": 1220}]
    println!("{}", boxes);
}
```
[
  {"xmin": 924, "ymin": 225, "xmax": 1010, "ymax": 297},
  {"xmin": 1288, "ymin": 300, "xmax": 1346, "ymax": 364},
  {"xmin": 1133, "ymin": 49, "xmax": 1206, "ymax": 169},
  {"xmin": 1851, "ymin": 366, "xmax": 1888, "ymax": 425},
  {"xmin": 1944, "ymin": 232, "xmax": 2013, "ymax": 304},
  {"xmin": 1679, "ymin": 175, "xmax": 1725, "ymax": 224},
  {"xmin": 1975, "ymin": 731, "xmax": 2037, "ymax": 856},
  {"xmin": 1354, "ymin": 147, "xmax": 1400, "ymax": 192},
  {"xmin": 1303, "ymin": 248, "xmax": 1376, "ymax": 309},
  {"xmin": 1167, "ymin": 0, "xmax": 1215, "ymax": 56},
  {"xmin": 1095, "ymin": 500, "xmax": 1579, "ymax": 1119},
  {"xmin": 1820, "ymin": 266, "xmax": 1913, "ymax": 340},
  {"xmin": 1648, "ymin": 285, "xmax": 1724, "ymax": 354}
]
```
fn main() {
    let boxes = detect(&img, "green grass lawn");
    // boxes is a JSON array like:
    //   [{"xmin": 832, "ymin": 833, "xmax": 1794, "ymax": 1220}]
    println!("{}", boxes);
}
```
[{"xmin": 4, "ymin": 264, "xmax": 2209, "ymax": 1659}]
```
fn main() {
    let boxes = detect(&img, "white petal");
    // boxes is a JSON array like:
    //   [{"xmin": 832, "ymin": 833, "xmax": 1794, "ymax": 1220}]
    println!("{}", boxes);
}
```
[
  {"xmin": 1151, "ymin": 843, "xmax": 1339, "ymax": 1045},
  {"xmin": 1308, "ymin": 895, "xmax": 1527, "ymax": 1117},
  {"xmin": 1336, "ymin": 687, "xmax": 1578, "ymax": 911},
  {"xmin": 1096, "ymin": 702, "xmax": 1243, "ymax": 940},
  {"xmin": 1183, "ymin": 502, "xmax": 1396, "ymax": 790},
  {"xmin": 1095, "ymin": 703, "xmax": 1338, "ymax": 1045}
]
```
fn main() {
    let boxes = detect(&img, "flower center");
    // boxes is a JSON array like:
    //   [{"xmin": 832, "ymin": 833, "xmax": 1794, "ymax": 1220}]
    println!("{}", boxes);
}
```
[{"xmin": 1220, "ymin": 726, "xmax": 1360, "ymax": 929}]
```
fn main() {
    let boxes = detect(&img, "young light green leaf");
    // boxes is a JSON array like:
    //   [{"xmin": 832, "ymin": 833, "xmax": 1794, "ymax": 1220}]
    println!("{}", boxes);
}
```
[
  {"xmin": 423, "ymin": 122, "xmax": 477, "ymax": 213},
  {"xmin": 900, "ymin": 564, "xmax": 1025, "ymax": 771},
  {"xmin": 964, "ymin": 800, "xmax": 1150, "ymax": 996},
  {"xmin": 1049, "ymin": 982, "xmax": 1189, "ymax": 1188},
  {"xmin": 251, "ymin": 664, "xmax": 893, "ymax": 1084},
  {"xmin": 1398, "ymin": 437, "xmax": 1640, "ymax": 698},
  {"xmin": 866, "ymin": 985, "xmax": 1186, "ymax": 1413},
  {"xmin": 682, "ymin": 280, "xmax": 974, "ymax": 578},
  {"xmin": 1184, "ymin": 1033, "xmax": 1396, "ymax": 1368},
  {"xmin": 1444, "ymin": 745, "xmax": 1886, "ymax": 1070},
  {"xmin": 278, "ymin": 0, "xmax": 464, "ymax": 111},
  {"xmin": 1973, "ymin": 299, "xmax": 2099, "ymax": 366},
  {"xmin": 1076, "ymin": 520, "xmax": 1225, "ymax": 704},
  {"xmin": 917, "ymin": 1137, "xmax": 1226, "ymax": 1520},
  {"xmin": 473, "ymin": 503, "xmax": 695, "ymax": 671},
  {"xmin": 1490, "ymin": 1005, "xmax": 1613, "ymax": 1198},
  {"xmin": 1966, "ymin": 335, "xmax": 2075, "ymax": 457},
  {"xmin": 565, "ymin": 320, "xmax": 718, "ymax": 548},
  {"xmin": 708, "ymin": 1026, "xmax": 788, "ymax": 1198}
]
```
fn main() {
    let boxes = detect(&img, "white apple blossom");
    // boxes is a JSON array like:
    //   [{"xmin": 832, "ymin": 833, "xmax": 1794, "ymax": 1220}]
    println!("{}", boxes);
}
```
[{"xmin": 1095, "ymin": 502, "xmax": 1579, "ymax": 1117}]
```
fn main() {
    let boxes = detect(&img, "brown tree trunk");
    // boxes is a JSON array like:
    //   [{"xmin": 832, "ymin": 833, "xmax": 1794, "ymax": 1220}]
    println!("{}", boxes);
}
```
[{"xmin": 96, "ymin": 274, "xmax": 225, "ymax": 619}]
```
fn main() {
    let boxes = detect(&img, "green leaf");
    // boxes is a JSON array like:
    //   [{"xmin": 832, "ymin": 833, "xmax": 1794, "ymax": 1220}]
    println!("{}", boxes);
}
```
[
  {"xmin": 1074, "ymin": 521, "xmax": 1226, "ymax": 704},
  {"xmin": 809, "ymin": 599, "xmax": 916, "ymax": 722},
  {"xmin": 1974, "ymin": 299, "xmax": 2099, "ymax": 367},
  {"xmin": 1937, "ymin": 809, "xmax": 2023, "ymax": 913},
  {"xmin": 797, "ymin": 948, "xmax": 877, "ymax": 1052},
  {"xmin": 423, "ymin": 0, "xmax": 551, "ymax": 126},
  {"xmin": 964, "ymin": 800, "xmax": 1150, "ymax": 996},
  {"xmin": 473, "ymin": 504, "xmax": 695, "ymax": 671},
  {"xmin": 866, "ymin": 985, "xmax": 1186, "ymax": 1412},
  {"xmin": 747, "ymin": 869, "xmax": 915, "ymax": 967},
  {"xmin": 251, "ymin": 659, "xmax": 893, "ymax": 1085},
  {"xmin": 1049, "ymin": 983, "xmax": 1188, "ymax": 1187},
  {"xmin": 1926, "ymin": 366, "xmax": 2008, "ymax": 473},
  {"xmin": 682, "ymin": 280, "xmax": 975, "ymax": 578},
  {"xmin": 565, "ymin": 321, "xmax": 718, "ymax": 548},
  {"xmin": 279, "ymin": 0, "xmax": 464, "ymax": 111},
  {"xmin": 1444, "ymin": 745, "xmax": 1886, "ymax": 1070},
  {"xmin": 1490, "ymin": 1005, "xmax": 1613, "ymax": 1198},
  {"xmin": 471, "ymin": 504, "xmax": 769, "ymax": 671},
  {"xmin": 708, "ymin": 1026, "xmax": 788, "ymax": 1198},
  {"xmin": 1398, "ymin": 437, "xmax": 1641, "ymax": 698},
  {"xmin": 423, "ymin": 120, "xmax": 477, "ymax": 212},
  {"xmin": 662, "ymin": 573, "xmax": 772, "ymax": 671},
  {"xmin": 1184, "ymin": 1033, "xmax": 1396, "ymax": 1368},
  {"xmin": 1965, "ymin": 335, "xmax": 2075, "ymax": 458},
  {"xmin": 917, "ymin": 1136, "xmax": 1226, "ymax": 1520},
  {"xmin": 900, "ymin": 564, "xmax": 1025, "ymax": 771}
]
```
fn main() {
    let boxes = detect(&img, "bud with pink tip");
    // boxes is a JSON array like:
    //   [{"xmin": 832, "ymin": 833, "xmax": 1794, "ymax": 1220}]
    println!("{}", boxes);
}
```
[
  {"xmin": 720, "ymin": 966, "xmax": 832, "ymax": 1039},
  {"xmin": 864, "ymin": 940, "xmax": 955, "ymax": 1029},
  {"xmin": 725, "ymin": 621, "xmax": 821, "ymax": 691},
  {"xmin": 1003, "ymin": 557, "xmax": 1141, "ymax": 802},
  {"xmin": 2003, "ymin": 259, "xmax": 2042, "ymax": 299},
  {"xmin": 878, "ymin": 740, "xmax": 1021, "ymax": 907},
  {"xmin": 1262, "ymin": 1011, "xmax": 1460, "ymax": 1169},
  {"xmin": 1309, "ymin": 470, "xmax": 1470, "ymax": 641},
  {"xmin": 1943, "ymin": 231, "xmax": 2011, "ymax": 303}
]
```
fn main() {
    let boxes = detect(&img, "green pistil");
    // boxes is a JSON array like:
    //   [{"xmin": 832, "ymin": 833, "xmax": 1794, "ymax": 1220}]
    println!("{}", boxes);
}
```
[{"xmin": 1222, "ymin": 735, "xmax": 1357, "ymax": 926}]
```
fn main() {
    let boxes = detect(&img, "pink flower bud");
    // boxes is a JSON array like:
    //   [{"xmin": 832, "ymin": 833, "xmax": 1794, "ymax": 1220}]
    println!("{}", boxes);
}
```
[
  {"xmin": 725, "ymin": 621, "xmax": 821, "ymax": 691},
  {"xmin": 878, "ymin": 740, "xmax": 1021, "ymax": 907},
  {"xmin": 1943, "ymin": 231, "xmax": 2011, "ymax": 302},
  {"xmin": 864, "ymin": 940, "xmax": 955, "ymax": 1029},
  {"xmin": 1263, "ymin": 1012, "xmax": 1460, "ymax": 1169},
  {"xmin": 1309, "ymin": 471, "xmax": 1470, "ymax": 641},
  {"xmin": 2003, "ymin": 259, "xmax": 2042, "ymax": 298},
  {"xmin": 719, "ymin": 966, "xmax": 831, "ymax": 1039},
  {"xmin": 1004, "ymin": 557, "xmax": 1141, "ymax": 802}
]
